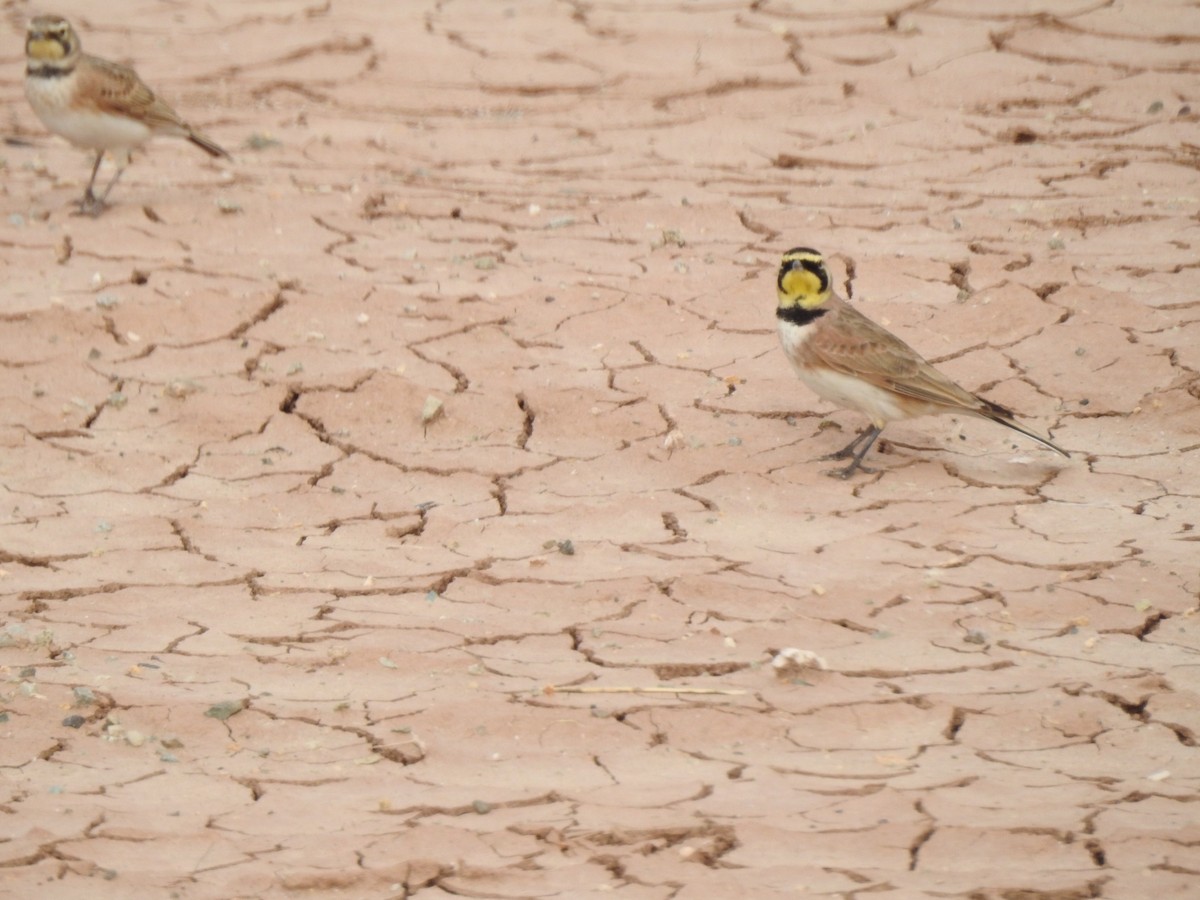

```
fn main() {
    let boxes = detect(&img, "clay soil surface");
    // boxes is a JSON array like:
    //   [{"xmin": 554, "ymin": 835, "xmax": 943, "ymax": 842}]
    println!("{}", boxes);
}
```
[{"xmin": 2, "ymin": 1, "xmax": 1198, "ymax": 897}]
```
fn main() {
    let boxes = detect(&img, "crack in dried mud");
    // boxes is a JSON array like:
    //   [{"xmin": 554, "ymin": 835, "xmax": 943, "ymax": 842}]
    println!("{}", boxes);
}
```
[{"xmin": 1, "ymin": 2, "xmax": 1197, "ymax": 896}]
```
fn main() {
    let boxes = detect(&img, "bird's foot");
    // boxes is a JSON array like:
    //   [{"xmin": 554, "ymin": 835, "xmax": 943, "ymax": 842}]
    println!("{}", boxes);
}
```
[
  {"xmin": 818, "ymin": 426, "xmax": 883, "ymax": 476},
  {"xmin": 823, "ymin": 461, "xmax": 876, "ymax": 480},
  {"xmin": 72, "ymin": 192, "xmax": 107, "ymax": 218}
]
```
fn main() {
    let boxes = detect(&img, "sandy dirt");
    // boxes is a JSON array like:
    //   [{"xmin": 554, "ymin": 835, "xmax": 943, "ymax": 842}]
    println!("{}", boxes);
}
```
[{"xmin": 1, "ymin": 1, "xmax": 1198, "ymax": 897}]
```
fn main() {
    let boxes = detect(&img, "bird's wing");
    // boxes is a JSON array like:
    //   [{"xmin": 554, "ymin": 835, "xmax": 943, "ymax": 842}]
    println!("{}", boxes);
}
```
[
  {"xmin": 79, "ymin": 54, "xmax": 190, "ymax": 134},
  {"xmin": 807, "ymin": 299, "xmax": 991, "ymax": 412}
]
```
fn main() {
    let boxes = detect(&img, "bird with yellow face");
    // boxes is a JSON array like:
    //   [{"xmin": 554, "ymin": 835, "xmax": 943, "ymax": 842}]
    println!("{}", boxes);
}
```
[
  {"xmin": 24, "ymin": 14, "xmax": 229, "ymax": 215},
  {"xmin": 775, "ymin": 247, "xmax": 1069, "ymax": 478}
]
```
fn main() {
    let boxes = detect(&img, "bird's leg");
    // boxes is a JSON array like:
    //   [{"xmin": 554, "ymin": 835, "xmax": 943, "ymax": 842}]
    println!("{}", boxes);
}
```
[
  {"xmin": 95, "ymin": 165, "xmax": 126, "ymax": 208},
  {"xmin": 825, "ymin": 425, "xmax": 883, "ymax": 479},
  {"xmin": 822, "ymin": 426, "xmax": 878, "ymax": 461},
  {"xmin": 74, "ymin": 151, "xmax": 107, "ymax": 216}
]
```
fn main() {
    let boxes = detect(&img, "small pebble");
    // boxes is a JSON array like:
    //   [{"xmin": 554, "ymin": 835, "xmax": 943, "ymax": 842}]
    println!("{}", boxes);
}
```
[
  {"xmin": 72, "ymin": 686, "xmax": 96, "ymax": 706},
  {"xmin": 421, "ymin": 395, "xmax": 444, "ymax": 426},
  {"xmin": 204, "ymin": 699, "xmax": 246, "ymax": 720},
  {"xmin": 244, "ymin": 133, "xmax": 280, "ymax": 150}
]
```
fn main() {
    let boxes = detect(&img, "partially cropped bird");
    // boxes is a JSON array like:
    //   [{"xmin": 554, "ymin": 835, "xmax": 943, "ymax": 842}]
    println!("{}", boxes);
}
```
[
  {"xmin": 24, "ymin": 14, "xmax": 230, "ymax": 215},
  {"xmin": 775, "ymin": 247, "xmax": 1069, "ymax": 478}
]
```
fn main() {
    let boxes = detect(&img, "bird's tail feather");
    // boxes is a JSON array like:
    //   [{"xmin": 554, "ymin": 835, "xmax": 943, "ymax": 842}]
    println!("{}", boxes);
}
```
[
  {"xmin": 979, "ymin": 401, "xmax": 1069, "ymax": 457},
  {"xmin": 188, "ymin": 129, "xmax": 231, "ymax": 160}
]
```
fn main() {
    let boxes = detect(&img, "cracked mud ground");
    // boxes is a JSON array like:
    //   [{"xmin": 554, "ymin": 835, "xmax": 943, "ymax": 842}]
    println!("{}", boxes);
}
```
[{"xmin": 1, "ymin": 1, "xmax": 1198, "ymax": 897}]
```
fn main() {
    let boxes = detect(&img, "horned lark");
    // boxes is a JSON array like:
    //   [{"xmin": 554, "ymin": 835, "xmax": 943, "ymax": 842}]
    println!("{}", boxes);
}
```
[
  {"xmin": 24, "ymin": 14, "xmax": 229, "ymax": 215},
  {"xmin": 775, "ymin": 247, "xmax": 1069, "ymax": 478}
]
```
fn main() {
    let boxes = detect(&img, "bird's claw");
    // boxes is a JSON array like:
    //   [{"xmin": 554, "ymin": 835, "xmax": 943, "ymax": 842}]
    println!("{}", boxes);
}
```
[{"xmin": 72, "ymin": 192, "xmax": 107, "ymax": 217}]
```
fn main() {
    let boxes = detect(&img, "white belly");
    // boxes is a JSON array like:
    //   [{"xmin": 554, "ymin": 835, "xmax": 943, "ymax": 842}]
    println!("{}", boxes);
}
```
[
  {"xmin": 778, "ymin": 318, "xmax": 930, "ymax": 426},
  {"xmin": 26, "ymin": 76, "xmax": 152, "ymax": 151},
  {"xmin": 792, "ymin": 364, "xmax": 914, "ymax": 425}
]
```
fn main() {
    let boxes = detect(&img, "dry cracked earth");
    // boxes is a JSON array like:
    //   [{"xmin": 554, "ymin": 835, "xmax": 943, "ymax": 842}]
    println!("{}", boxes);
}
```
[{"xmin": 1, "ymin": 1, "xmax": 1198, "ymax": 898}]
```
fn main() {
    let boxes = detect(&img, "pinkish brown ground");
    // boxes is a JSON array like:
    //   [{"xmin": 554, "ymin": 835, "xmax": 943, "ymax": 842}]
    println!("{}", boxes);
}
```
[{"xmin": 1, "ymin": 1, "xmax": 1198, "ymax": 898}]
